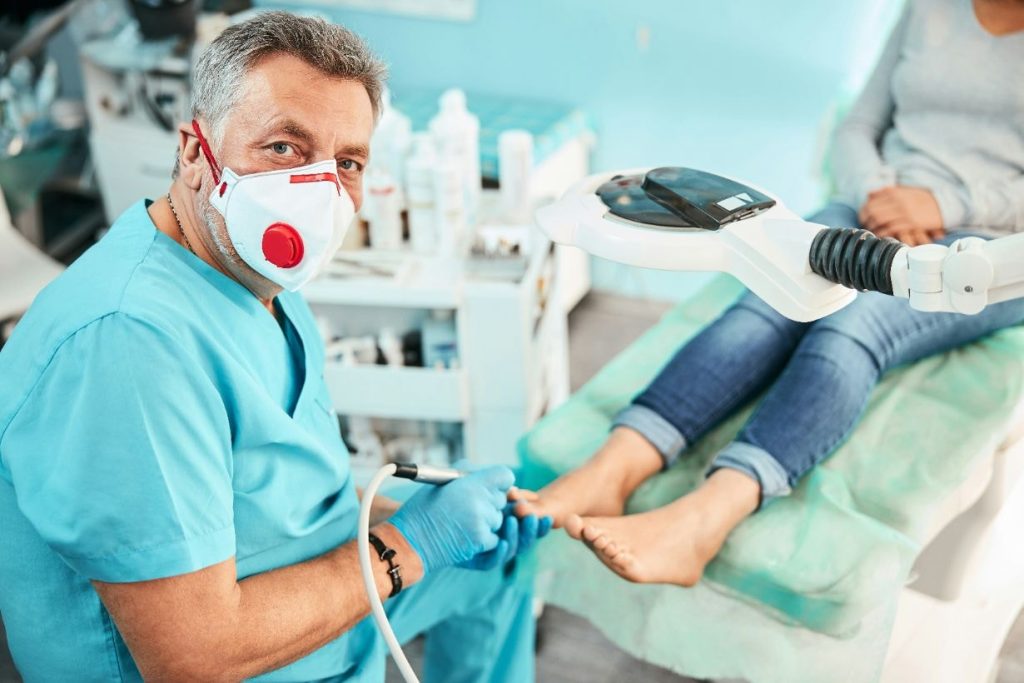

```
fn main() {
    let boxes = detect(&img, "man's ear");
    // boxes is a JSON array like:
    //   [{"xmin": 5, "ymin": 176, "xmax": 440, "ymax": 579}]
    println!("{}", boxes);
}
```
[{"xmin": 177, "ymin": 122, "xmax": 205, "ymax": 191}]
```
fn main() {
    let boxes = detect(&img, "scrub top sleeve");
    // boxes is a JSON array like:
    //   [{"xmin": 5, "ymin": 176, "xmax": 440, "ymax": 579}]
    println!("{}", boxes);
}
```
[{"xmin": 4, "ymin": 313, "xmax": 236, "ymax": 583}]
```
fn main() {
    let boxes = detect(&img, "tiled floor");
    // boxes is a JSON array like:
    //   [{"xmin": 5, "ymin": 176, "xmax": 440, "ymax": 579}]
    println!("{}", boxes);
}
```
[{"xmin": 3, "ymin": 291, "xmax": 1024, "ymax": 682}]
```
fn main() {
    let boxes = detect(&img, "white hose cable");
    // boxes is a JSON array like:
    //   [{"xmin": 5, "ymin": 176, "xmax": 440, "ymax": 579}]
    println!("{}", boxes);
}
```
[{"xmin": 358, "ymin": 463, "xmax": 420, "ymax": 683}]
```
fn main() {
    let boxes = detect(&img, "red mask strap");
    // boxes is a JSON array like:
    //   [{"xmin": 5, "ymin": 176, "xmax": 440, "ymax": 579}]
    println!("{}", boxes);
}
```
[{"xmin": 191, "ymin": 119, "xmax": 222, "ymax": 185}]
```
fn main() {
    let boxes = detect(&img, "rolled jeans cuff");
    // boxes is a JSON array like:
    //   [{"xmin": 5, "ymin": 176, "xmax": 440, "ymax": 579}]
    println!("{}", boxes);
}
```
[
  {"xmin": 708, "ymin": 441, "xmax": 792, "ymax": 508},
  {"xmin": 612, "ymin": 404, "xmax": 687, "ymax": 467}
]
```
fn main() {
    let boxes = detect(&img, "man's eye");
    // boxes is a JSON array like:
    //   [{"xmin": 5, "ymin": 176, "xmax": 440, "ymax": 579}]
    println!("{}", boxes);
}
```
[
  {"xmin": 271, "ymin": 142, "xmax": 293, "ymax": 155},
  {"xmin": 339, "ymin": 159, "xmax": 363, "ymax": 172}
]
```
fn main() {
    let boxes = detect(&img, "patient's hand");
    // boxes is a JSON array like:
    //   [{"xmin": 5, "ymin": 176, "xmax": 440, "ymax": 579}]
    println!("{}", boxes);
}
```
[{"xmin": 859, "ymin": 186, "xmax": 945, "ymax": 247}]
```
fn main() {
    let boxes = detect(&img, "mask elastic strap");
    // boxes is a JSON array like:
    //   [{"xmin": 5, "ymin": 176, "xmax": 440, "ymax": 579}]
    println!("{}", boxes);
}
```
[{"xmin": 191, "ymin": 120, "xmax": 222, "ymax": 185}]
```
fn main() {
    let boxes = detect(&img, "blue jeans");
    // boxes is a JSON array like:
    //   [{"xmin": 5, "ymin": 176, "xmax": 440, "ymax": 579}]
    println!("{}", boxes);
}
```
[{"xmin": 615, "ymin": 203, "xmax": 1024, "ymax": 506}]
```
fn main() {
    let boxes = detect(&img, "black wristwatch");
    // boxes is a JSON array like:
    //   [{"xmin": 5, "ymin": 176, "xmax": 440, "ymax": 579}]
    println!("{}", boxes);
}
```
[{"xmin": 367, "ymin": 532, "xmax": 403, "ymax": 598}]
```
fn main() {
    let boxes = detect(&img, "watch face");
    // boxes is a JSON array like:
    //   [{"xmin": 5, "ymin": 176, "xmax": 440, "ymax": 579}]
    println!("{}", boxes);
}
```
[{"xmin": 596, "ymin": 173, "xmax": 696, "ymax": 228}]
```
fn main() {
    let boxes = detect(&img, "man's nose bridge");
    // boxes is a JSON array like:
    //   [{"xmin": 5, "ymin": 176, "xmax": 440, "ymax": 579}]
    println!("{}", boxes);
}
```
[{"xmin": 289, "ymin": 171, "xmax": 341, "ymax": 195}]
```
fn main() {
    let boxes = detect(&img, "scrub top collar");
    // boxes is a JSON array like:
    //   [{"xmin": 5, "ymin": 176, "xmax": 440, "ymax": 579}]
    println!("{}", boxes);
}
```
[
  {"xmin": 139, "ymin": 199, "xmax": 313, "ymax": 415},
  {"xmin": 143, "ymin": 199, "xmax": 271, "ymax": 318}
]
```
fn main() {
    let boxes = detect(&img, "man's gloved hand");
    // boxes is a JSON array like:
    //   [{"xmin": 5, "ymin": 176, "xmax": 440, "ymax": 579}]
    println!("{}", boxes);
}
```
[
  {"xmin": 461, "ymin": 505, "xmax": 554, "ymax": 571},
  {"xmin": 389, "ymin": 466, "xmax": 514, "ymax": 573}
]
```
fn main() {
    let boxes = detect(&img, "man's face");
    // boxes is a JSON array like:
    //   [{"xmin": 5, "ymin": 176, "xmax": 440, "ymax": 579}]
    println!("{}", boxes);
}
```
[{"xmin": 194, "ymin": 52, "xmax": 375, "ymax": 298}]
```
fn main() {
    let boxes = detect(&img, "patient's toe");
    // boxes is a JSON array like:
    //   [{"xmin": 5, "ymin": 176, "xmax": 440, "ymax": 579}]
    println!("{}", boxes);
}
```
[
  {"xmin": 590, "ymin": 531, "xmax": 612, "ymax": 552},
  {"xmin": 585, "ymin": 527, "xmax": 623, "ymax": 562},
  {"xmin": 602, "ymin": 540, "xmax": 621, "ymax": 560},
  {"xmin": 512, "ymin": 500, "xmax": 538, "ymax": 518},
  {"xmin": 611, "ymin": 553, "xmax": 633, "ymax": 572},
  {"xmin": 581, "ymin": 524, "xmax": 605, "ymax": 544},
  {"xmin": 508, "ymin": 488, "xmax": 538, "ymax": 502},
  {"xmin": 612, "ymin": 553, "xmax": 642, "ymax": 582},
  {"xmin": 565, "ymin": 514, "xmax": 585, "ymax": 539}
]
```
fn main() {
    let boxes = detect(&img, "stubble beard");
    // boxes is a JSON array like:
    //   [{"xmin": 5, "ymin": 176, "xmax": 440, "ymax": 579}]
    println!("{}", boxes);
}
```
[{"xmin": 194, "ymin": 174, "xmax": 283, "ymax": 302}]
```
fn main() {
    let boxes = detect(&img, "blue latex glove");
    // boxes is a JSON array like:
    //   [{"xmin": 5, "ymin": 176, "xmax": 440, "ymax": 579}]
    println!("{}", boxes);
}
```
[
  {"xmin": 463, "ymin": 506, "xmax": 554, "ymax": 571},
  {"xmin": 390, "ymin": 466, "xmax": 514, "ymax": 573}
]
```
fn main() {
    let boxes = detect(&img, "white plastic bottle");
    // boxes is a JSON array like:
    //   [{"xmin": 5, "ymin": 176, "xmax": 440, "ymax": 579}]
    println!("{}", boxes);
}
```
[
  {"xmin": 372, "ymin": 88, "xmax": 413, "ymax": 197},
  {"xmin": 433, "ymin": 158, "xmax": 465, "ymax": 258},
  {"xmin": 498, "ymin": 129, "xmax": 534, "ymax": 223},
  {"xmin": 429, "ymin": 89, "xmax": 481, "ymax": 227},
  {"xmin": 406, "ymin": 134, "xmax": 439, "ymax": 254},
  {"xmin": 365, "ymin": 168, "xmax": 403, "ymax": 250}
]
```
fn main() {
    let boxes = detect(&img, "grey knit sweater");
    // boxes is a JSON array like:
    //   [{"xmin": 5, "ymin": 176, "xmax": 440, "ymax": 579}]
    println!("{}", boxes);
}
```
[{"xmin": 831, "ymin": 0, "xmax": 1024, "ymax": 235}]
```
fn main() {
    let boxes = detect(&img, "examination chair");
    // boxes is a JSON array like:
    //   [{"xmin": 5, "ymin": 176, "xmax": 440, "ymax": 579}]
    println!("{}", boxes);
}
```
[{"xmin": 520, "ymin": 276, "xmax": 1024, "ymax": 683}]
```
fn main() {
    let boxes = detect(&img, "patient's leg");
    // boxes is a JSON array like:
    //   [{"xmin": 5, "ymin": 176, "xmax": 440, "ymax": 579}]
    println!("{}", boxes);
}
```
[
  {"xmin": 561, "ymin": 298, "xmax": 892, "ymax": 585},
  {"xmin": 569, "ymin": 261, "xmax": 1024, "ymax": 586},
  {"xmin": 565, "ymin": 469, "xmax": 759, "ymax": 586},
  {"xmin": 724, "ymin": 284, "xmax": 1024, "ymax": 498},
  {"xmin": 515, "ymin": 292, "xmax": 808, "ymax": 528}
]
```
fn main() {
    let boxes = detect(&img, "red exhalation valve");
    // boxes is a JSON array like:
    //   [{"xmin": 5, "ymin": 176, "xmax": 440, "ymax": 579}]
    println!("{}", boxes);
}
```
[{"xmin": 262, "ymin": 223, "xmax": 304, "ymax": 268}]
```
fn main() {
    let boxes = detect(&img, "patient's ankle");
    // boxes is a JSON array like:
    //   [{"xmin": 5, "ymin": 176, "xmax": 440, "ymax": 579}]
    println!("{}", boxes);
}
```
[
  {"xmin": 699, "ymin": 468, "xmax": 761, "ymax": 523},
  {"xmin": 590, "ymin": 427, "xmax": 665, "ymax": 496}
]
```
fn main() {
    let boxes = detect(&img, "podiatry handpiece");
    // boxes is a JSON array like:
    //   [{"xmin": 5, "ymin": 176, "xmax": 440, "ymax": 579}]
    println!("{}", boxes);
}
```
[{"xmin": 390, "ymin": 462, "xmax": 464, "ymax": 485}]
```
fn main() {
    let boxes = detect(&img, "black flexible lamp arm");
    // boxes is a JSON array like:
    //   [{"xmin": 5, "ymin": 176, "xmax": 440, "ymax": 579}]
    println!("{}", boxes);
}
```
[{"xmin": 808, "ymin": 228, "xmax": 906, "ymax": 295}]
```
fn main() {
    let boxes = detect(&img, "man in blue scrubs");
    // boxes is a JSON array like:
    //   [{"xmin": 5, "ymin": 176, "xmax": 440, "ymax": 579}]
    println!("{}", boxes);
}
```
[{"xmin": 0, "ymin": 12, "xmax": 546, "ymax": 682}]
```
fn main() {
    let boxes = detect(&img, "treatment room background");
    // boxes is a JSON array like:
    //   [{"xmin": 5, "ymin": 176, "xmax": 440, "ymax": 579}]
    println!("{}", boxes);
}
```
[{"xmin": 262, "ymin": 0, "xmax": 903, "ymax": 300}]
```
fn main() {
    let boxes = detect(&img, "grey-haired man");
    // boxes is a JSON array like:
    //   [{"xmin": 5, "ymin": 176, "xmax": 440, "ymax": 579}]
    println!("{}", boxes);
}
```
[{"xmin": 0, "ymin": 12, "xmax": 544, "ymax": 682}]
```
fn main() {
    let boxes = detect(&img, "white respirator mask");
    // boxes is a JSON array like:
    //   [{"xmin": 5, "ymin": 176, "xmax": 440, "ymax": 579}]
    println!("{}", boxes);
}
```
[{"xmin": 193, "ymin": 120, "xmax": 355, "ymax": 291}]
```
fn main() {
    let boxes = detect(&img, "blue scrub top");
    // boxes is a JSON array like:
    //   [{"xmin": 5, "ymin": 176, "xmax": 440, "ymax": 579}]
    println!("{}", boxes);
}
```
[{"xmin": 0, "ymin": 201, "xmax": 376, "ymax": 681}]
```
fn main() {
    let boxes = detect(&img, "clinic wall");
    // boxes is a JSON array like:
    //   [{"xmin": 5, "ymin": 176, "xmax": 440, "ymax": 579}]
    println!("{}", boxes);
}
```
[{"xmin": 263, "ymin": 0, "xmax": 901, "ymax": 301}]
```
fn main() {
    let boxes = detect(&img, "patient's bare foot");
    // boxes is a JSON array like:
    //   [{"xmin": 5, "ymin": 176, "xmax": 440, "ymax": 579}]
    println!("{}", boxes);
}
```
[
  {"xmin": 564, "ymin": 469, "xmax": 760, "ymax": 587},
  {"xmin": 511, "ymin": 427, "xmax": 664, "ymax": 528}
]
